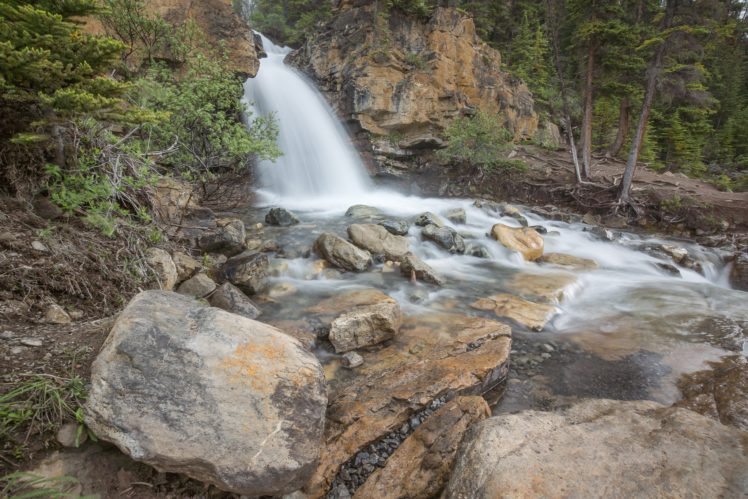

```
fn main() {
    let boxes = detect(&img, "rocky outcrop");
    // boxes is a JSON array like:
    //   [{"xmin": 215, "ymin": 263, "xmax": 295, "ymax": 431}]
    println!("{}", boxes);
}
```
[
  {"xmin": 354, "ymin": 396, "xmax": 490, "ymax": 499},
  {"xmin": 305, "ymin": 313, "xmax": 511, "ymax": 497},
  {"xmin": 289, "ymin": 5, "xmax": 538, "ymax": 170},
  {"xmin": 314, "ymin": 233, "xmax": 373, "ymax": 272},
  {"xmin": 444, "ymin": 399, "xmax": 748, "ymax": 498},
  {"xmin": 84, "ymin": 291, "xmax": 327, "ymax": 496}
]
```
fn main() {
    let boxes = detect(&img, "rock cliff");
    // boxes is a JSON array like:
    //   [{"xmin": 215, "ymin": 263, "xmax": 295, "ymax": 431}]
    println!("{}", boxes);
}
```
[{"xmin": 289, "ymin": 3, "xmax": 538, "ymax": 171}]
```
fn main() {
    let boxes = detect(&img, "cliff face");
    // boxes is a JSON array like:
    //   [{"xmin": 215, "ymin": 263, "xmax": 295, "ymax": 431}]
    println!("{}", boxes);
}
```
[{"xmin": 289, "ymin": 2, "xmax": 538, "ymax": 170}]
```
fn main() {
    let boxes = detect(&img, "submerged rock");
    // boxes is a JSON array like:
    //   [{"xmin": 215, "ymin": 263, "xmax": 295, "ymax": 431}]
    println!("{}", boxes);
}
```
[
  {"xmin": 466, "ymin": 244, "xmax": 491, "ymax": 259},
  {"xmin": 444, "ymin": 208, "xmax": 467, "ymax": 224},
  {"xmin": 314, "ymin": 233, "xmax": 372, "ymax": 272},
  {"xmin": 540, "ymin": 252, "xmax": 598, "ymax": 270},
  {"xmin": 209, "ymin": 282, "xmax": 260, "ymax": 320},
  {"xmin": 347, "ymin": 224, "xmax": 410, "ymax": 261},
  {"xmin": 490, "ymin": 224, "xmax": 544, "ymax": 261},
  {"xmin": 84, "ymin": 291, "xmax": 327, "ymax": 496},
  {"xmin": 415, "ymin": 212, "xmax": 444, "ymax": 228},
  {"xmin": 220, "ymin": 252, "xmax": 268, "ymax": 294},
  {"xmin": 329, "ymin": 294, "xmax": 402, "ymax": 353},
  {"xmin": 400, "ymin": 253, "xmax": 444, "ymax": 286},
  {"xmin": 472, "ymin": 293, "xmax": 557, "ymax": 331},
  {"xmin": 379, "ymin": 219, "xmax": 410, "ymax": 236},
  {"xmin": 421, "ymin": 224, "xmax": 465, "ymax": 254},
  {"xmin": 444, "ymin": 399, "xmax": 748, "ymax": 498},
  {"xmin": 304, "ymin": 314, "xmax": 511, "ymax": 497},
  {"xmin": 354, "ymin": 396, "xmax": 490, "ymax": 499},
  {"xmin": 507, "ymin": 271, "xmax": 578, "ymax": 303},
  {"xmin": 265, "ymin": 207, "xmax": 301, "ymax": 226}
]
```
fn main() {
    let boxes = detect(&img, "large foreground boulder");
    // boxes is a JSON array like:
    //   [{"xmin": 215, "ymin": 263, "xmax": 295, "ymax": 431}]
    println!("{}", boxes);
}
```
[
  {"xmin": 444, "ymin": 399, "xmax": 748, "ymax": 498},
  {"xmin": 84, "ymin": 291, "xmax": 327, "ymax": 496},
  {"xmin": 490, "ymin": 224, "xmax": 544, "ymax": 261},
  {"xmin": 314, "ymin": 233, "xmax": 372, "ymax": 272}
]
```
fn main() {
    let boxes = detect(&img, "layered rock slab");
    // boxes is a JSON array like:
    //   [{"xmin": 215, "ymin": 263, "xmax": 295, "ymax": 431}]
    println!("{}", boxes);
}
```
[
  {"xmin": 445, "ymin": 399, "xmax": 748, "ymax": 498},
  {"xmin": 353, "ymin": 396, "xmax": 490, "ymax": 499},
  {"xmin": 84, "ymin": 291, "xmax": 327, "ymax": 496},
  {"xmin": 304, "ymin": 313, "xmax": 511, "ymax": 497}
]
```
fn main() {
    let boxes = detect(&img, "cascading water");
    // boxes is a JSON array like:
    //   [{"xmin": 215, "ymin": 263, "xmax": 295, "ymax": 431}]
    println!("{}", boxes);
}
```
[{"xmin": 243, "ymin": 34, "xmax": 371, "ymax": 206}]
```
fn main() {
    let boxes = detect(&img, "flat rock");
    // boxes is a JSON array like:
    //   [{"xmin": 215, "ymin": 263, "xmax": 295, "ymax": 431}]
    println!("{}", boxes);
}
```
[
  {"xmin": 177, "ymin": 273, "xmax": 216, "ymax": 298},
  {"xmin": 314, "ymin": 233, "xmax": 372, "ymax": 272},
  {"xmin": 421, "ymin": 224, "xmax": 465, "ymax": 254},
  {"xmin": 265, "ymin": 207, "xmax": 301, "ymax": 226},
  {"xmin": 490, "ymin": 224, "xmax": 544, "ymax": 261},
  {"xmin": 444, "ymin": 399, "xmax": 748, "ymax": 498},
  {"xmin": 220, "ymin": 252, "xmax": 268, "ymax": 294},
  {"xmin": 676, "ymin": 355, "xmax": 748, "ymax": 431},
  {"xmin": 347, "ymin": 224, "xmax": 410, "ymax": 261},
  {"xmin": 329, "ymin": 295, "xmax": 402, "ymax": 353},
  {"xmin": 379, "ymin": 220, "xmax": 410, "ymax": 236},
  {"xmin": 400, "ymin": 253, "xmax": 444, "ymax": 286},
  {"xmin": 540, "ymin": 252, "xmax": 598, "ymax": 270},
  {"xmin": 354, "ymin": 396, "xmax": 490, "ymax": 499},
  {"xmin": 304, "ymin": 314, "xmax": 511, "ymax": 497},
  {"xmin": 84, "ymin": 291, "xmax": 327, "ymax": 496},
  {"xmin": 209, "ymin": 283, "xmax": 260, "ymax": 320},
  {"xmin": 471, "ymin": 293, "xmax": 557, "ymax": 331},
  {"xmin": 145, "ymin": 247, "xmax": 178, "ymax": 291}
]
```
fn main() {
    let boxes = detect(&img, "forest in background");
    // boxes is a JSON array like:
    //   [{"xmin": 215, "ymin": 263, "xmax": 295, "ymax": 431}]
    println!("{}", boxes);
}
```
[{"xmin": 250, "ymin": 0, "xmax": 748, "ymax": 193}]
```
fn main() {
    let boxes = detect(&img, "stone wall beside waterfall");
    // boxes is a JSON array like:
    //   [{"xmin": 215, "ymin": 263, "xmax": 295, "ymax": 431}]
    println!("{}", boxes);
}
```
[{"xmin": 288, "ymin": 3, "xmax": 541, "ymax": 172}]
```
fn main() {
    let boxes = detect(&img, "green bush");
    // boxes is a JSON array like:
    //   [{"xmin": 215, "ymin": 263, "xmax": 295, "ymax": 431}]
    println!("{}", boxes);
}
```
[{"xmin": 438, "ymin": 111, "xmax": 521, "ymax": 171}]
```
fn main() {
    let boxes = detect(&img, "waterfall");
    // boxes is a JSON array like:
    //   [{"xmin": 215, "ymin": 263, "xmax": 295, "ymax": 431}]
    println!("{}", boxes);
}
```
[{"xmin": 243, "ymin": 33, "xmax": 371, "ymax": 206}]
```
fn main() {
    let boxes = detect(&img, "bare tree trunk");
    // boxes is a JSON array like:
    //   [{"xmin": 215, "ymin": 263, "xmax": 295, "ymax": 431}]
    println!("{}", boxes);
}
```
[
  {"xmin": 607, "ymin": 96, "xmax": 630, "ymax": 157},
  {"xmin": 619, "ymin": 0, "xmax": 677, "ymax": 204},
  {"xmin": 547, "ymin": 0, "xmax": 583, "ymax": 183},
  {"xmin": 581, "ymin": 43, "xmax": 595, "ymax": 178}
]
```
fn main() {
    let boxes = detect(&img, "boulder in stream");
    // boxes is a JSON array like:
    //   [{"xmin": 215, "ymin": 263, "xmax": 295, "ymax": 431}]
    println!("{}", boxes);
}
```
[
  {"xmin": 400, "ymin": 253, "xmax": 444, "ymax": 286},
  {"xmin": 353, "ymin": 396, "xmax": 490, "ymax": 499},
  {"xmin": 345, "ymin": 205, "xmax": 382, "ymax": 219},
  {"xmin": 421, "ymin": 224, "xmax": 465, "ymax": 254},
  {"xmin": 444, "ymin": 208, "xmax": 467, "ymax": 224},
  {"xmin": 84, "ymin": 291, "xmax": 327, "ymax": 496},
  {"xmin": 444, "ymin": 399, "xmax": 748, "ymax": 498},
  {"xmin": 265, "ymin": 207, "xmax": 300, "ymax": 226},
  {"xmin": 347, "ymin": 224, "xmax": 410, "ymax": 261},
  {"xmin": 329, "ymin": 292, "xmax": 402, "ymax": 353},
  {"xmin": 415, "ymin": 212, "xmax": 444, "ymax": 227},
  {"xmin": 490, "ymin": 224, "xmax": 544, "ymax": 261},
  {"xmin": 379, "ymin": 219, "xmax": 410, "ymax": 236},
  {"xmin": 314, "ymin": 233, "xmax": 372, "ymax": 272}
]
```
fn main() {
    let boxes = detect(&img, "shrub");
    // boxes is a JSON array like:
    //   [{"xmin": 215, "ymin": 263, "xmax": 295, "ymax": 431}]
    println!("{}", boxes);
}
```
[{"xmin": 438, "ymin": 111, "xmax": 520, "ymax": 171}]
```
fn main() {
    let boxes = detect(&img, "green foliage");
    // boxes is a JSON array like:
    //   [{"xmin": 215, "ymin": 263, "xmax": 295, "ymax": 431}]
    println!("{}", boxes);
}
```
[
  {"xmin": 438, "ymin": 111, "xmax": 519, "ymax": 170},
  {"xmin": 506, "ymin": 12, "xmax": 557, "ymax": 110},
  {"xmin": 385, "ymin": 0, "xmax": 434, "ymax": 18},
  {"xmin": 249, "ymin": 0, "xmax": 332, "ymax": 47},
  {"xmin": 1, "ymin": 472, "xmax": 93, "ymax": 498},
  {"xmin": 403, "ymin": 51, "xmax": 428, "ymax": 70}
]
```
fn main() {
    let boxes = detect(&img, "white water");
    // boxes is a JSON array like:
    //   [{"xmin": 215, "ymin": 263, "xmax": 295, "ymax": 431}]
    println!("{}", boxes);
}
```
[{"xmin": 243, "ymin": 34, "xmax": 371, "ymax": 204}]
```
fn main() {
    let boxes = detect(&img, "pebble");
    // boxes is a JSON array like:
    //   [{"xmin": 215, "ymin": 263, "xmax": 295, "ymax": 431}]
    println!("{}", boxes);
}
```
[
  {"xmin": 31, "ymin": 240, "xmax": 49, "ymax": 252},
  {"xmin": 542, "ymin": 343, "xmax": 555, "ymax": 353},
  {"xmin": 342, "ymin": 352, "xmax": 364, "ymax": 369}
]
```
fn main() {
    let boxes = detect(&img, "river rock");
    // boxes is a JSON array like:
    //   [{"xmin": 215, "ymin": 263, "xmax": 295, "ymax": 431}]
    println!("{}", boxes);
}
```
[
  {"xmin": 501, "ymin": 205, "xmax": 528, "ymax": 227},
  {"xmin": 198, "ymin": 218, "xmax": 246, "ymax": 257},
  {"xmin": 675, "ymin": 355, "xmax": 748, "ymax": 431},
  {"xmin": 220, "ymin": 252, "xmax": 268, "ymax": 294},
  {"xmin": 345, "ymin": 205, "xmax": 381, "ymax": 219},
  {"xmin": 84, "ymin": 291, "xmax": 327, "ymax": 497},
  {"xmin": 444, "ymin": 399, "xmax": 748, "ymax": 498},
  {"xmin": 730, "ymin": 252, "xmax": 748, "ymax": 291},
  {"xmin": 421, "ymin": 224, "xmax": 465, "ymax": 254},
  {"xmin": 209, "ymin": 283, "xmax": 260, "ymax": 320},
  {"xmin": 347, "ymin": 224, "xmax": 410, "ymax": 261},
  {"xmin": 379, "ymin": 219, "xmax": 410, "ymax": 236},
  {"xmin": 176, "ymin": 273, "xmax": 216, "ymax": 299},
  {"xmin": 304, "ymin": 314, "xmax": 511, "ymax": 497},
  {"xmin": 472, "ymin": 294, "xmax": 557, "ymax": 331},
  {"xmin": 342, "ymin": 352, "xmax": 364, "ymax": 369},
  {"xmin": 540, "ymin": 252, "xmax": 598, "ymax": 270},
  {"xmin": 444, "ymin": 208, "xmax": 467, "ymax": 224},
  {"xmin": 415, "ymin": 212, "xmax": 444, "ymax": 228},
  {"xmin": 466, "ymin": 244, "xmax": 491, "ymax": 258},
  {"xmin": 172, "ymin": 251, "xmax": 201, "ymax": 283},
  {"xmin": 145, "ymin": 247, "xmax": 178, "ymax": 291},
  {"xmin": 400, "ymin": 253, "xmax": 444, "ymax": 286},
  {"xmin": 329, "ymin": 294, "xmax": 402, "ymax": 353},
  {"xmin": 353, "ymin": 396, "xmax": 490, "ymax": 499},
  {"xmin": 507, "ymin": 271, "xmax": 578, "ymax": 303},
  {"xmin": 314, "ymin": 233, "xmax": 372, "ymax": 272},
  {"xmin": 265, "ymin": 207, "xmax": 300, "ymax": 226},
  {"xmin": 490, "ymin": 224, "xmax": 544, "ymax": 261}
]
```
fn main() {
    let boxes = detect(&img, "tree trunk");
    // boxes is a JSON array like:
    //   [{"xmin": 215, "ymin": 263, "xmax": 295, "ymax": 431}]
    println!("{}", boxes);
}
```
[
  {"xmin": 607, "ymin": 97, "xmax": 630, "ymax": 157},
  {"xmin": 581, "ymin": 42, "xmax": 595, "ymax": 178},
  {"xmin": 619, "ymin": 0, "xmax": 677, "ymax": 204},
  {"xmin": 547, "ymin": 0, "xmax": 583, "ymax": 183}
]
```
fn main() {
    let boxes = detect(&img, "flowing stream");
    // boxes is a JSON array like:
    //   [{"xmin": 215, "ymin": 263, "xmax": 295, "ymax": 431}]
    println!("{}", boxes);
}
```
[{"xmin": 243, "ymin": 35, "xmax": 747, "ymax": 412}]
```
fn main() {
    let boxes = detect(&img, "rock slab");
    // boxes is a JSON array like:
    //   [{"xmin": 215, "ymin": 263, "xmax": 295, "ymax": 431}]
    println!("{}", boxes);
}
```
[
  {"xmin": 444, "ymin": 399, "xmax": 748, "ymax": 499},
  {"xmin": 84, "ymin": 291, "xmax": 327, "ymax": 496}
]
